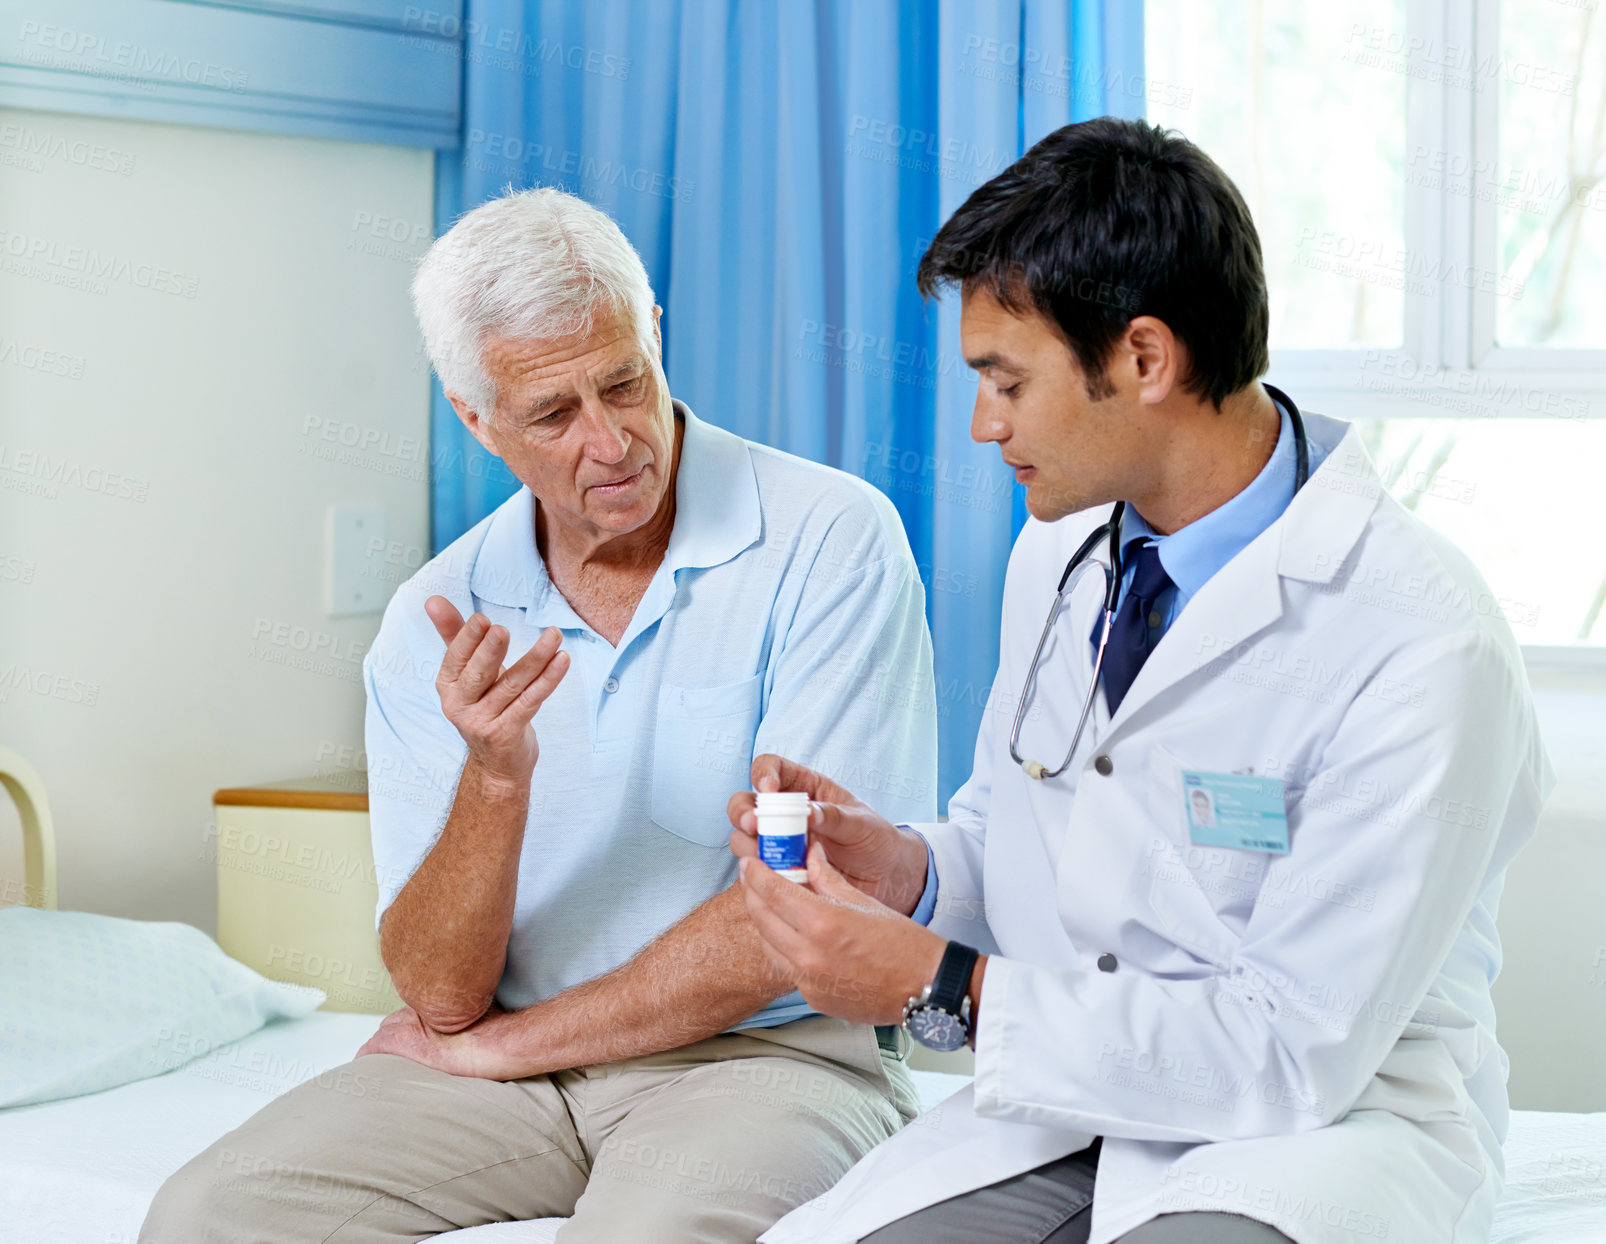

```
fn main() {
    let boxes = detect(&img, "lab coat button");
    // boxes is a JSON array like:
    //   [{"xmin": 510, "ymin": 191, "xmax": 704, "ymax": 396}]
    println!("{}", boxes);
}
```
[
  {"xmin": 1094, "ymin": 754, "xmax": 1114, "ymax": 776},
  {"xmin": 603, "ymin": 677, "xmax": 620, "ymax": 693},
  {"xmin": 1097, "ymin": 953, "xmax": 1118, "ymax": 972}
]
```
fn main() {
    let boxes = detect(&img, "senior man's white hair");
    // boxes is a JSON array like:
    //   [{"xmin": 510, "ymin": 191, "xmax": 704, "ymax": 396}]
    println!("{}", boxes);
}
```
[{"xmin": 412, "ymin": 185, "xmax": 658, "ymax": 417}]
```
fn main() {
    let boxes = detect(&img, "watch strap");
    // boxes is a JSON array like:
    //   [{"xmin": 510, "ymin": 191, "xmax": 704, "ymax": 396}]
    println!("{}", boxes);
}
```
[{"xmin": 928, "ymin": 941, "xmax": 978, "ymax": 1016}]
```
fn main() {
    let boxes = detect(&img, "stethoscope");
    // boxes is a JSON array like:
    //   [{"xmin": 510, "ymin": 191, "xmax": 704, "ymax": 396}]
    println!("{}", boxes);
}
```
[{"xmin": 1008, "ymin": 386, "xmax": 1311, "ymax": 780}]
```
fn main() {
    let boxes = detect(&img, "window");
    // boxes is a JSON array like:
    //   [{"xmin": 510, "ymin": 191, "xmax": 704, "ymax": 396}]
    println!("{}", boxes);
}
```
[
  {"xmin": 1146, "ymin": 0, "xmax": 1407, "ymax": 350},
  {"xmin": 1147, "ymin": 0, "xmax": 1606, "ymax": 650},
  {"xmin": 1494, "ymin": 0, "xmax": 1606, "ymax": 349}
]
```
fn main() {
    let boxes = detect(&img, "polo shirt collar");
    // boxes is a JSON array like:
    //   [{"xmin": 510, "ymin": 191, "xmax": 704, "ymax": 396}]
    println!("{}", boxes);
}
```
[
  {"xmin": 468, "ymin": 485, "xmax": 566, "ymax": 620},
  {"xmin": 661, "ymin": 401, "xmax": 763, "ymax": 574},
  {"xmin": 468, "ymin": 400, "xmax": 760, "ymax": 620}
]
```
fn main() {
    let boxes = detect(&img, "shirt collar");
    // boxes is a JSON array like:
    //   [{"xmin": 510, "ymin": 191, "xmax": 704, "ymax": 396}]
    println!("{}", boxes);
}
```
[
  {"xmin": 468, "ymin": 400, "xmax": 761, "ymax": 619},
  {"xmin": 468, "ymin": 485, "xmax": 562, "ymax": 617},
  {"xmin": 661, "ymin": 401, "xmax": 763, "ymax": 574},
  {"xmin": 1120, "ymin": 397, "xmax": 1299, "ymax": 599}
]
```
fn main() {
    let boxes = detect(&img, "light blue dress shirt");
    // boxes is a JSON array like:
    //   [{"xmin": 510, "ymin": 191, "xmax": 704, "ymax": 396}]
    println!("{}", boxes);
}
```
[
  {"xmin": 363, "ymin": 404, "xmax": 938, "ymax": 1029},
  {"xmin": 1111, "ymin": 396, "xmax": 1327, "ymax": 636}
]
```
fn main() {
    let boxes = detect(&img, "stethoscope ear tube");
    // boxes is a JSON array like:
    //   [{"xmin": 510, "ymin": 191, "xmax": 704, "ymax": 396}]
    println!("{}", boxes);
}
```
[{"xmin": 1059, "ymin": 523, "xmax": 1110, "ymax": 592}]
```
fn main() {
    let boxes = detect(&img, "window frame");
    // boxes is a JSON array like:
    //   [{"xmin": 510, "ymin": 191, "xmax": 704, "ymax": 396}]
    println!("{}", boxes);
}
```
[
  {"xmin": 1241, "ymin": 0, "xmax": 1606, "ymax": 659},
  {"xmin": 1271, "ymin": 0, "xmax": 1606, "ymax": 403}
]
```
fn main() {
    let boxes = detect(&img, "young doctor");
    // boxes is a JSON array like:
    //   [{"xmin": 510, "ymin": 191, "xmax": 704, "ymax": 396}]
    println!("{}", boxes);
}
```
[{"xmin": 729, "ymin": 118, "xmax": 1553, "ymax": 1244}]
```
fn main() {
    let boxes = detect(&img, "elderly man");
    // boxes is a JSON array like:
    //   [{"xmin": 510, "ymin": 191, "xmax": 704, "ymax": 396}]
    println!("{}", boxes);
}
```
[{"xmin": 141, "ymin": 187, "xmax": 934, "ymax": 1243}]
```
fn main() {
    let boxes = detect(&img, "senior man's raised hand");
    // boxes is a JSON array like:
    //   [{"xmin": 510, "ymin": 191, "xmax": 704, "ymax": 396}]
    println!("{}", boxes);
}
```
[
  {"xmin": 727, "ymin": 754, "xmax": 932, "ymax": 916},
  {"xmin": 425, "ymin": 595, "xmax": 570, "ymax": 790}
]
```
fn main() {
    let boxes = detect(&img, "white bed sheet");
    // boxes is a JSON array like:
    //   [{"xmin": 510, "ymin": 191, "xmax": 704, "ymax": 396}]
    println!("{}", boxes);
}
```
[
  {"xmin": 0, "ymin": 1011, "xmax": 383, "ymax": 1244},
  {"xmin": 1490, "ymin": 1109, "xmax": 1606, "ymax": 1244},
  {"xmin": 1, "ymin": 1012, "xmax": 1598, "ymax": 1244}
]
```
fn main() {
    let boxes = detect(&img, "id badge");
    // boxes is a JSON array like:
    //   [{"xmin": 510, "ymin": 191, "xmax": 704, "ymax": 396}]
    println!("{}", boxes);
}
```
[{"xmin": 1181, "ymin": 771, "xmax": 1290, "ymax": 854}]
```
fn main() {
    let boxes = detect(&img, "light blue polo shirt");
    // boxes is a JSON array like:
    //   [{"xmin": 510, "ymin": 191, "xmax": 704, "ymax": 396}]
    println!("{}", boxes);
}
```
[{"xmin": 363, "ymin": 403, "xmax": 938, "ymax": 1029}]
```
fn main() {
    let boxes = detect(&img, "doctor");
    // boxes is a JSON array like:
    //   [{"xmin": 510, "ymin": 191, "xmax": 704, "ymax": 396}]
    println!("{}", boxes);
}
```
[{"xmin": 730, "ymin": 117, "xmax": 1553, "ymax": 1244}]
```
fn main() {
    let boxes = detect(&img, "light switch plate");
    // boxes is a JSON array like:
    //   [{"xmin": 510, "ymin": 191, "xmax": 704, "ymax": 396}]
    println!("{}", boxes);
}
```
[{"xmin": 327, "ymin": 504, "xmax": 385, "ymax": 616}]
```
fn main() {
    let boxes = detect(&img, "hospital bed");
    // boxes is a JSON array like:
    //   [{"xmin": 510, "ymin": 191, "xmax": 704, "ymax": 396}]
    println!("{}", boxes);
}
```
[{"xmin": 2, "ymin": 749, "xmax": 1602, "ymax": 1243}]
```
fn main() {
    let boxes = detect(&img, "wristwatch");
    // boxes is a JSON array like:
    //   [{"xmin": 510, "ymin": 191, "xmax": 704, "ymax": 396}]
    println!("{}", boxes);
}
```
[{"xmin": 903, "ymin": 940, "xmax": 978, "ymax": 1052}]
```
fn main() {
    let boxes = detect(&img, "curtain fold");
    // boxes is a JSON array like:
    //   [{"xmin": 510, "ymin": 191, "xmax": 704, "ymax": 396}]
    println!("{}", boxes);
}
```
[{"xmin": 430, "ymin": 0, "xmax": 1146, "ymax": 805}]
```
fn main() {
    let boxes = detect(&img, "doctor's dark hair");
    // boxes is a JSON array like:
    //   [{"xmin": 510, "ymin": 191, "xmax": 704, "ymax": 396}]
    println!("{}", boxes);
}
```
[{"xmin": 916, "ymin": 117, "xmax": 1269, "ymax": 408}]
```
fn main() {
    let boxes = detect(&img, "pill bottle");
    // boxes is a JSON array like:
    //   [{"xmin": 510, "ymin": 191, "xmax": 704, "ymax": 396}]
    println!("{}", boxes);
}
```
[{"xmin": 755, "ymin": 790, "xmax": 809, "ymax": 882}]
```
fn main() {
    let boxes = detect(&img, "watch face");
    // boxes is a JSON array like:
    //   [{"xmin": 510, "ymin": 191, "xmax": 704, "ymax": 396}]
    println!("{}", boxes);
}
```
[{"xmin": 906, "ymin": 1005, "xmax": 968, "ymax": 1053}]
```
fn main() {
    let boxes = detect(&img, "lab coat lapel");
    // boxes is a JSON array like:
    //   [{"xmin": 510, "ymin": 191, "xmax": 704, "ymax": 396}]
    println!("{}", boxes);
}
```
[
  {"xmin": 1274, "ymin": 422, "xmax": 1384, "ymax": 586},
  {"xmin": 1102, "ymin": 421, "xmax": 1381, "ymax": 731},
  {"xmin": 1103, "ymin": 531, "xmax": 1284, "ymax": 730}
]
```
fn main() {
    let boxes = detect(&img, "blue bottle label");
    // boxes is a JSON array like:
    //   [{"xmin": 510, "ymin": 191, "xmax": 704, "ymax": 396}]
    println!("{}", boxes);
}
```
[{"xmin": 759, "ymin": 831, "xmax": 807, "ymax": 871}]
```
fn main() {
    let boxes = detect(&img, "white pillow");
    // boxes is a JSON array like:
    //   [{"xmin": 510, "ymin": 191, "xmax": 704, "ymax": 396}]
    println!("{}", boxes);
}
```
[{"xmin": 0, "ymin": 907, "xmax": 324, "ymax": 1108}]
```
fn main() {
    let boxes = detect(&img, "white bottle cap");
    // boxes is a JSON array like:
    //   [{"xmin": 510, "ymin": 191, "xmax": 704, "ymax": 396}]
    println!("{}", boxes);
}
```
[{"xmin": 755, "ymin": 790, "xmax": 810, "ymax": 814}]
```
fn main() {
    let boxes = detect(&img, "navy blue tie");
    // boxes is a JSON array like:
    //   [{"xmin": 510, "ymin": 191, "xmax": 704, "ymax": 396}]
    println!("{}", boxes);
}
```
[{"xmin": 1100, "ymin": 540, "xmax": 1174, "ymax": 715}]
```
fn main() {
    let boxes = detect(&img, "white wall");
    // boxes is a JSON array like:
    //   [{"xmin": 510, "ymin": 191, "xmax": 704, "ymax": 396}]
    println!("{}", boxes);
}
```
[
  {"xmin": 0, "ymin": 105, "xmax": 433, "ymax": 931},
  {"xmin": 1493, "ymin": 664, "xmax": 1606, "ymax": 1112}
]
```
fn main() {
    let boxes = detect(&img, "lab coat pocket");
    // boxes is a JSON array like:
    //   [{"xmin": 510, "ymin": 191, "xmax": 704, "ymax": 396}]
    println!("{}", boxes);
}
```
[
  {"xmin": 651, "ymin": 673, "xmax": 765, "ymax": 848},
  {"xmin": 1143, "ymin": 745, "xmax": 1245, "ymax": 968}
]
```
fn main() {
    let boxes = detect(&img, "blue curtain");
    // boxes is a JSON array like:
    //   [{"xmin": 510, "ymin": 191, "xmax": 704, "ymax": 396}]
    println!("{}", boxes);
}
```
[{"xmin": 430, "ymin": 0, "xmax": 1146, "ymax": 805}]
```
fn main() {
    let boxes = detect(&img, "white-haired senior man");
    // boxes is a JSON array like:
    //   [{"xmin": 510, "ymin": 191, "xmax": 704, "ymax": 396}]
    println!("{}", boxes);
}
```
[{"xmin": 140, "ymin": 188, "xmax": 936, "ymax": 1242}]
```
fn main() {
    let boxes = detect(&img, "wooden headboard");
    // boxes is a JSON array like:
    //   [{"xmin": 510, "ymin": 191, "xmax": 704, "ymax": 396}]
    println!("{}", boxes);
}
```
[{"xmin": 0, "ymin": 746, "xmax": 58, "ymax": 910}]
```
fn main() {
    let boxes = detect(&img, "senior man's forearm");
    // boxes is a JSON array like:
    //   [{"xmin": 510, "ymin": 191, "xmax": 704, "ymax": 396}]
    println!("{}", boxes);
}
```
[
  {"xmin": 380, "ymin": 759, "xmax": 530, "ymax": 1031},
  {"xmin": 468, "ymin": 883, "xmax": 797, "ymax": 1076}
]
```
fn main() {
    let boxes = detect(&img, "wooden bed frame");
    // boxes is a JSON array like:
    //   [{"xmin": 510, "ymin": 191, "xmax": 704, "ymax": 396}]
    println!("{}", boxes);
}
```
[{"xmin": 0, "ymin": 745, "xmax": 57, "ymax": 911}]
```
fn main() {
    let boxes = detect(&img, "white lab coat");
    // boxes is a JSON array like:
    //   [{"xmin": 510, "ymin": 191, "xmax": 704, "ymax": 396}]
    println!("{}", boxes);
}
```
[{"xmin": 763, "ymin": 413, "xmax": 1553, "ymax": 1244}]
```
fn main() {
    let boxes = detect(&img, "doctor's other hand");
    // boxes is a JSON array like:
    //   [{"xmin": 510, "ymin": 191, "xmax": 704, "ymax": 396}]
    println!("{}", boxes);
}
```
[
  {"xmin": 425, "ymin": 595, "xmax": 570, "ymax": 790},
  {"xmin": 728, "ymin": 754, "xmax": 931, "ymax": 915},
  {"xmin": 737, "ymin": 842, "xmax": 947, "ymax": 1027}
]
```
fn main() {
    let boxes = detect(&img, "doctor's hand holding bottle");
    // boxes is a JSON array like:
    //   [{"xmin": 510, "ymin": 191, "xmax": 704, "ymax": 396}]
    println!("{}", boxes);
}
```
[
  {"xmin": 726, "ymin": 754, "xmax": 960, "ymax": 1029},
  {"xmin": 726, "ymin": 754, "xmax": 931, "ymax": 917}
]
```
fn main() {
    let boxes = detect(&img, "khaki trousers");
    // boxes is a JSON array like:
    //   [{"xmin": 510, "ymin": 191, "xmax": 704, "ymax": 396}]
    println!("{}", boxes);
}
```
[{"xmin": 139, "ymin": 1016, "xmax": 917, "ymax": 1244}]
